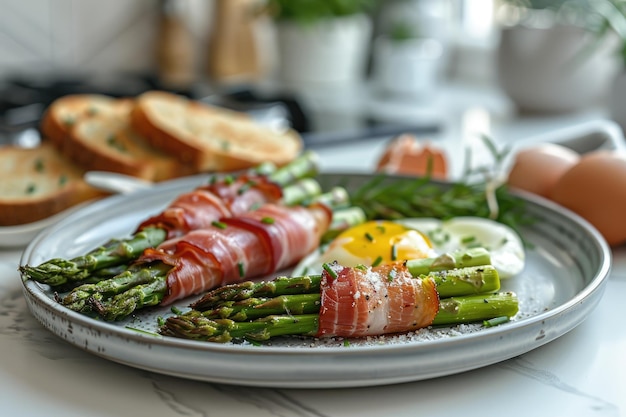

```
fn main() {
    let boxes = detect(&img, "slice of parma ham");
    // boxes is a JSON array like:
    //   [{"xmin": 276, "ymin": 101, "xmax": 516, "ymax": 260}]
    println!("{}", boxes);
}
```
[
  {"xmin": 317, "ymin": 262, "xmax": 440, "ymax": 338},
  {"xmin": 136, "ymin": 174, "xmax": 283, "ymax": 238},
  {"xmin": 140, "ymin": 203, "xmax": 332, "ymax": 305}
]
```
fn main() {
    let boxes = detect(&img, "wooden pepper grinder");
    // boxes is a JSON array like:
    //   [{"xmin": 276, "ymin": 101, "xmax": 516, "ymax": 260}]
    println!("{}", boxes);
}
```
[
  {"xmin": 156, "ymin": 0, "xmax": 196, "ymax": 88},
  {"xmin": 207, "ymin": 0, "xmax": 263, "ymax": 85}
]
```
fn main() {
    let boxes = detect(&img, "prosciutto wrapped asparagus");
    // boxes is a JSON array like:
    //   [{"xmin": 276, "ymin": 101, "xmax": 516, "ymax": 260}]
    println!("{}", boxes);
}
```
[
  {"xmin": 160, "ymin": 251, "xmax": 519, "ymax": 343},
  {"xmin": 61, "ymin": 201, "xmax": 334, "ymax": 320}
]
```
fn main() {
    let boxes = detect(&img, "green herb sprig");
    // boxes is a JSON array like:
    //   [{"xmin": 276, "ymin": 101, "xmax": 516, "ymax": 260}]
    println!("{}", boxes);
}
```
[{"xmin": 349, "ymin": 135, "xmax": 534, "ymax": 245}]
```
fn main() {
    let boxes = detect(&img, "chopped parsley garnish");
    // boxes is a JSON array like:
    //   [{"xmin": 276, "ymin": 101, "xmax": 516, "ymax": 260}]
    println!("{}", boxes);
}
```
[
  {"xmin": 461, "ymin": 235, "xmax": 476, "ymax": 244},
  {"xmin": 124, "ymin": 326, "xmax": 160, "ymax": 337},
  {"xmin": 322, "ymin": 263, "xmax": 338, "ymax": 279},
  {"xmin": 107, "ymin": 134, "xmax": 127, "ymax": 152},
  {"xmin": 261, "ymin": 217, "xmax": 275, "ymax": 224},
  {"xmin": 34, "ymin": 158, "xmax": 44, "ymax": 172},
  {"xmin": 211, "ymin": 221, "xmax": 227, "ymax": 229},
  {"xmin": 371, "ymin": 256, "xmax": 383, "ymax": 267},
  {"xmin": 428, "ymin": 228, "xmax": 450, "ymax": 246},
  {"xmin": 483, "ymin": 316, "xmax": 510, "ymax": 328}
]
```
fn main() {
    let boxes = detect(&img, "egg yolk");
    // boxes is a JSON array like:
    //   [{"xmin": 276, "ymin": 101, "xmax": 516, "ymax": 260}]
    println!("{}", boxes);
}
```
[{"xmin": 332, "ymin": 220, "xmax": 433, "ymax": 265}]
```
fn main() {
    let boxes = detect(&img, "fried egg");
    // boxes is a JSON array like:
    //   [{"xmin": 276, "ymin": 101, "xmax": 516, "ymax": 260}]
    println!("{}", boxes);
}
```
[{"xmin": 294, "ymin": 217, "xmax": 525, "ymax": 279}]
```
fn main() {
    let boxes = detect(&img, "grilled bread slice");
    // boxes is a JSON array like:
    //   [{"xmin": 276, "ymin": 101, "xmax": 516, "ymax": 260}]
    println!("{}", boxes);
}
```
[
  {"xmin": 130, "ymin": 90, "xmax": 303, "ymax": 172},
  {"xmin": 67, "ymin": 110, "xmax": 195, "ymax": 181},
  {"xmin": 0, "ymin": 143, "xmax": 105, "ymax": 226},
  {"xmin": 40, "ymin": 94, "xmax": 122, "ymax": 150}
]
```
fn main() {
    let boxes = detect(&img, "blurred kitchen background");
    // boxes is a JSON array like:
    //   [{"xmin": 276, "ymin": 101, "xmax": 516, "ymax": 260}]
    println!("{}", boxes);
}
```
[{"xmin": 2, "ymin": 0, "xmax": 626, "ymax": 155}]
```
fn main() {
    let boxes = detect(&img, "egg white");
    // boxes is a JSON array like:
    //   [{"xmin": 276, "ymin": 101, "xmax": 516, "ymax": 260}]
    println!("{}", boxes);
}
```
[
  {"xmin": 398, "ymin": 217, "xmax": 525, "ymax": 278},
  {"xmin": 293, "ymin": 217, "xmax": 525, "ymax": 279}
]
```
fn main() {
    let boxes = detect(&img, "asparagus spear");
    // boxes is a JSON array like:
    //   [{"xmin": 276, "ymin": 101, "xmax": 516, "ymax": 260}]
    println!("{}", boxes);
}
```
[
  {"xmin": 20, "ymin": 152, "xmax": 322, "ymax": 286},
  {"xmin": 264, "ymin": 150, "xmax": 319, "ymax": 188},
  {"xmin": 159, "ymin": 292, "xmax": 519, "ymax": 343},
  {"xmin": 22, "ymin": 227, "xmax": 167, "ymax": 287},
  {"xmin": 321, "ymin": 206, "xmax": 367, "ymax": 244},
  {"xmin": 162, "ymin": 313, "xmax": 320, "ymax": 343},
  {"xmin": 91, "ymin": 275, "xmax": 168, "ymax": 321},
  {"xmin": 433, "ymin": 292, "xmax": 518, "ymax": 326},
  {"xmin": 60, "ymin": 262, "xmax": 171, "ymax": 313}
]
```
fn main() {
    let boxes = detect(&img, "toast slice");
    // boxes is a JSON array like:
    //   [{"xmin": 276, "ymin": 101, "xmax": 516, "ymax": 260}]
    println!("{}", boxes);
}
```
[
  {"xmin": 0, "ymin": 143, "xmax": 105, "ymax": 226},
  {"xmin": 67, "ymin": 110, "xmax": 195, "ymax": 181},
  {"xmin": 130, "ymin": 90, "xmax": 303, "ymax": 172},
  {"xmin": 40, "ymin": 94, "xmax": 122, "ymax": 150}
]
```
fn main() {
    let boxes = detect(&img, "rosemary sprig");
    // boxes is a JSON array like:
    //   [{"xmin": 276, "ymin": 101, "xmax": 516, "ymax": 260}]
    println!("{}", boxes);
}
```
[{"xmin": 350, "ymin": 135, "xmax": 534, "ymax": 243}]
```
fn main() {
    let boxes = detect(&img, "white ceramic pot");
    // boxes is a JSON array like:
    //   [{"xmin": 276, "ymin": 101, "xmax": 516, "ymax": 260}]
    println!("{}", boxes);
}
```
[
  {"xmin": 497, "ymin": 23, "xmax": 619, "ymax": 113},
  {"xmin": 275, "ymin": 14, "xmax": 372, "ymax": 88},
  {"xmin": 372, "ymin": 36, "xmax": 444, "ymax": 99}
]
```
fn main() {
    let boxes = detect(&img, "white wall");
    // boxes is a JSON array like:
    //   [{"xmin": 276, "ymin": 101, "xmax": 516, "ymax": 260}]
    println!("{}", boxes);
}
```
[{"xmin": 0, "ymin": 0, "xmax": 213, "ymax": 80}]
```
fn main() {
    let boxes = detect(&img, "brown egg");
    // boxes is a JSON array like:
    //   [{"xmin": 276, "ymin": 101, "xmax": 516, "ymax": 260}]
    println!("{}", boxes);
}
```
[
  {"xmin": 551, "ymin": 150, "xmax": 626, "ymax": 246},
  {"xmin": 507, "ymin": 143, "xmax": 580, "ymax": 198}
]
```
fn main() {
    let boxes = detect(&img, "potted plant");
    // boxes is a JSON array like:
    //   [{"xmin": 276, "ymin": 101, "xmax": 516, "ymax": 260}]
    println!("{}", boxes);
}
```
[
  {"xmin": 265, "ymin": 0, "xmax": 377, "ymax": 89},
  {"xmin": 371, "ymin": 15, "xmax": 445, "ymax": 99},
  {"xmin": 496, "ymin": 0, "xmax": 621, "ymax": 113}
]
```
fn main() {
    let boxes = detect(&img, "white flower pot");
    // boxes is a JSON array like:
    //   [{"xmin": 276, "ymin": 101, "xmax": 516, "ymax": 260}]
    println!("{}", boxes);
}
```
[
  {"xmin": 372, "ymin": 36, "xmax": 444, "ymax": 99},
  {"xmin": 497, "ymin": 23, "xmax": 619, "ymax": 113},
  {"xmin": 275, "ymin": 14, "xmax": 372, "ymax": 88}
]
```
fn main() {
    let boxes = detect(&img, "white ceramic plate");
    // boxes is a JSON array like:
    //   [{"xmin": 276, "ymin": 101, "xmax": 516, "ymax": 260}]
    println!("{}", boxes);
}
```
[{"xmin": 19, "ymin": 173, "xmax": 611, "ymax": 388}]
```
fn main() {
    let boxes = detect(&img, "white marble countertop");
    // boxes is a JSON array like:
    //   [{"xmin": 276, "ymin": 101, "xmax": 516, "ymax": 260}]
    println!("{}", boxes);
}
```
[{"xmin": 2, "ymin": 85, "xmax": 625, "ymax": 416}]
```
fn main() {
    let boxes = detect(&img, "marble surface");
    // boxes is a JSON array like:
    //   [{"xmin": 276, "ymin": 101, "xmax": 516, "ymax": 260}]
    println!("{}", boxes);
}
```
[{"xmin": 2, "ymin": 86, "xmax": 626, "ymax": 416}]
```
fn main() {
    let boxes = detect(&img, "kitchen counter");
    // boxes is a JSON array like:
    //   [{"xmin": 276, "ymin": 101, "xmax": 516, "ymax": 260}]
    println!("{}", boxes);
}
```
[{"xmin": 1, "ymin": 85, "xmax": 625, "ymax": 417}]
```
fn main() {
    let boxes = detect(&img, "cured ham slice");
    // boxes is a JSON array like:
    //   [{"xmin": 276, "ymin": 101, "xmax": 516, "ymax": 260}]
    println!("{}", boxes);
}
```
[
  {"xmin": 317, "ymin": 263, "xmax": 439, "ymax": 337},
  {"xmin": 136, "ymin": 174, "xmax": 283, "ymax": 238},
  {"xmin": 140, "ymin": 203, "xmax": 332, "ymax": 305}
]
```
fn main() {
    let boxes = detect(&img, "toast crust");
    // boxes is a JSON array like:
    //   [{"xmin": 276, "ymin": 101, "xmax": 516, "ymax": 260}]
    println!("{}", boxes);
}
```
[
  {"xmin": 130, "ymin": 91, "xmax": 303, "ymax": 171},
  {"xmin": 68, "ymin": 111, "xmax": 194, "ymax": 181},
  {"xmin": 40, "ymin": 94, "xmax": 120, "ymax": 151}
]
